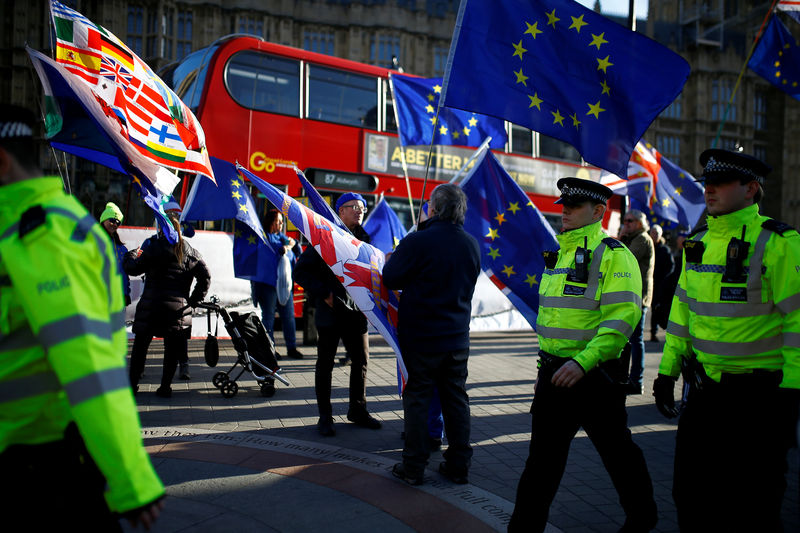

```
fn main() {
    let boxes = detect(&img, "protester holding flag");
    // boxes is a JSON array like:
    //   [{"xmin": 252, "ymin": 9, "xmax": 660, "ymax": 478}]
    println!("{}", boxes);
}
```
[
  {"xmin": 294, "ymin": 192, "xmax": 382, "ymax": 436},
  {"xmin": 99, "ymin": 201, "xmax": 132, "ymax": 306},
  {"xmin": 384, "ymin": 184, "xmax": 480, "ymax": 486},
  {"xmin": 124, "ymin": 200, "xmax": 210, "ymax": 397},
  {"xmin": 0, "ymin": 104, "xmax": 164, "ymax": 529},
  {"xmin": 251, "ymin": 209, "xmax": 303, "ymax": 360},
  {"xmin": 509, "ymin": 178, "xmax": 657, "ymax": 532},
  {"xmin": 619, "ymin": 209, "xmax": 655, "ymax": 395}
]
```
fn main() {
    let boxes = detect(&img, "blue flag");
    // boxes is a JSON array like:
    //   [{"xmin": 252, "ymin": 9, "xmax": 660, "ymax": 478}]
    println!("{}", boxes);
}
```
[
  {"xmin": 182, "ymin": 156, "xmax": 267, "ymax": 242},
  {"xmin": 232, "ymin": 221, "xmax": 280, "ymax": 284},
  {"xmin": 441, "ymin": 0, "xmax": 690, "ymax": 176},
  {"xmin": 600, "ymin": 141, "xmax": 705, "ymax": 230},
  {"xmin": 294, "ymin": 168, "xmax": 350, "ymax": 233},
  {"xmin": 391, "ymin": 74, "xmax": 507, "ymax": 148},
  {"xmin": 748, "ymin": 16, "xmax": 800, "ymax": 101},
  {"xmin": 363, "ymin": 197, "xmax": 408, "ymax": 254},
  {"xmin": 460, "ymin": 149, "xmax": 559, "ymax": 329}
]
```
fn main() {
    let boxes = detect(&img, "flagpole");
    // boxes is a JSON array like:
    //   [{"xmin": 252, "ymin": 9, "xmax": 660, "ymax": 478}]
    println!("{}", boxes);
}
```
[
  {"xmin": 711, "ymin": 1, "xmax": 780, "ymax": 148},
  {"xmin": 388, "ymin": 75, "xmax": 416, "ymax": 226},
  {"xmin": 449, "ymin": 136, "xmax": 492, "ymax": 185}
]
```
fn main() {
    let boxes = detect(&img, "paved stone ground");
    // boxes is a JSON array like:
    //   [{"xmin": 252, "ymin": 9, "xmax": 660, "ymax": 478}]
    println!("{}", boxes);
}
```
[{"xmin": 132, "ymin": 329, "xmax": 800, "ymax": 532}]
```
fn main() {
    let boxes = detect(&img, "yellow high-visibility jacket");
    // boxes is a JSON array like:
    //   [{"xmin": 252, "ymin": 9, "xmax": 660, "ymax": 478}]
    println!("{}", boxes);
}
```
[
  {"xmin": 0, "ymin": 177, "xmax": 164, "ymax": 512},
  {"xmin": 660, "ymin": 203, "xmax": 800, "ymax": 389},
  {"xmin": 537, "ymin": 220, "xmax": 643, "ymax": 371}
]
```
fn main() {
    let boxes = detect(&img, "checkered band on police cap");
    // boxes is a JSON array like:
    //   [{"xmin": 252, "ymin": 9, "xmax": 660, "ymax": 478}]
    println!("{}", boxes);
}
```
[
  {"xmin": 0, "ymin": 105, "xmax": 36, "ymax": 140},
  {"xmin": 699, "ymin": 148, "xmax": 770, "ymax": 185},
  {"xmin": 555, "ymin": 177, "xmax": 613, "ymax": 204}
]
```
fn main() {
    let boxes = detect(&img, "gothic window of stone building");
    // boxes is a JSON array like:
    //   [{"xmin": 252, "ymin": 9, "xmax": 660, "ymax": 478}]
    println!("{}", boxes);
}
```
[
  {"xmin": 237, "ymin": 14, "xmax": 266, "ymax": 38},
  {"xmin": 303, "ymin": 31, "xmax": 336, "ymax": 56},
  {"xmin": 711, "ymin": 79, "xmax": 736, "ymax": 122},
  {"xmin": 176, "ymin": 10, "xmax": 193, "ymax": 60},
  {"xmin": 127, "ymin": 5, "xmax": 145, "ymax": 56},
  {"xmin": 433, "ymin": 45, "xmax": 448, "ymax": 76},
  {"xmin": 754, "ymin": 90, "xmax": 767, "ymax": 130},
  {"xmin": 662, "ymin": 92, "xmax": 682, "ymax": 119},
  {"xmin": 656, "ymin": 134, "xmax": 680, "ymax": 161},
  {"xmin": 370, "ymin": 34, "xmax": 400, "ymax": 68}
]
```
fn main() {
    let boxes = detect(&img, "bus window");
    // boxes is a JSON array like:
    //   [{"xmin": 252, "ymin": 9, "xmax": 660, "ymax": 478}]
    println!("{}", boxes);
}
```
[
  {"xmin": 384, "ymin": 80, "xmax": 398, "ymax": 133},
  {"xmin": 225, "ymin": 51, "xmax": 300, "ymax": 116},
  {"xmin": 511, "ymin": 124, "xmax": 533, "ymax": 156},
  {"xmin": 163, "ymin": 45, "xmax": 219, "ymax": 112},
  {"xmin": 539, "ymin": 133, "xmax": 581, "ymax": 163},
  {"xmin": 307, "ymin": 64, "xmax": 378, "ymax": 129}
]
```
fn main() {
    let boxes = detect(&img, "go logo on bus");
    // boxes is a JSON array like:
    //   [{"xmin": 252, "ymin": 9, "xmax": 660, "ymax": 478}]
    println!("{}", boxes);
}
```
[{"xmin": 250, "ymin": 151, "xmax": 276, "ymax": 173}]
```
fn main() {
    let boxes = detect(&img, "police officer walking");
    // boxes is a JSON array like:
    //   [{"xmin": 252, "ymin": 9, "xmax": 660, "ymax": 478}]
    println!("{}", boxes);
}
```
[
  {"xmin": 654, "ymin": 149, "xmax": 800, "ymax": 532},
  {"xmin": 0, "ymin": 105, "xmax": 164, "ymax": 529},
  {"xmin": 509, "ymin": 178, "xmax": 657, "ymax": 533}
]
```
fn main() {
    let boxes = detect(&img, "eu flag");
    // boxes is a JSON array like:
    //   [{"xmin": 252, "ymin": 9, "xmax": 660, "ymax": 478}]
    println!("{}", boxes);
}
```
[
  {"xmin": 363, "ymin": 197, "xmax": 408, "ymax": 254},
  {"xmin": 392, "ymin": 74, "xmax": 507, "ymax": 148},
  {"xmin": 232, "ymin": 221, "xmax": 280, "ymax": 284},
  {"xmin": 182, "ymin": 156, "xmax": 267, "ymax": 242},
  {"xmin": 460, "ymin": 149, "xmax": 559, "ymax": 329},
  {"xmin": 748, "ymin": 16, "xmax": 800, "ymax": 102},
  {"xmin": 600, "ymin": 141, "xmax": 705, "ymax": 230},
  {"xmin": 441, "ymin": 0, "xmax": 690, "ymax": 176}
]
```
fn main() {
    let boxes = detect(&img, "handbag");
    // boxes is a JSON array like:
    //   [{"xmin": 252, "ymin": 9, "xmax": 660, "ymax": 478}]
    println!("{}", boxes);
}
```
[
  {"xmin": 204, "ymin": 305, "xmax": 220, "ymax": 367},
  {"xmin": 276, "ymin": 254, "xmax": 292, "ymax": 306}
]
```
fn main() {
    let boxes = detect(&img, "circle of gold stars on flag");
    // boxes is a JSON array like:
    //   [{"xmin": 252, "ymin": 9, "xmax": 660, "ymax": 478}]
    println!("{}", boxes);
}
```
[{"xmin": 483, "ymin": 199, "xmax": 542, "ymax": 288}]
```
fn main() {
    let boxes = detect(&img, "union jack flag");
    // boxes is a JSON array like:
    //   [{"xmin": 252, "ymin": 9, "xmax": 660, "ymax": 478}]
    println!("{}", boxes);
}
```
[
  {"xmin": 100, "ymin": 55, "xmax": 133, "ymax": 88},
  {"xmin": 237, "ymin": 163, "xmax": 408, "ymax": 394}
]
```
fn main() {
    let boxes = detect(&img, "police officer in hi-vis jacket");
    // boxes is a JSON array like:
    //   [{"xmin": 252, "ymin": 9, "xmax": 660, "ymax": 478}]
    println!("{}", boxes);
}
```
[
  {"xmin": 509, "ymin": 177, "xmax": 657, "ymax": 533},
  {"xmin": 654, "ymin": 149, "xmax": 800, "ymax": 532},
  {"xmin": 0, "ymin": 105, "xmax": 164, "ymax": 530}
]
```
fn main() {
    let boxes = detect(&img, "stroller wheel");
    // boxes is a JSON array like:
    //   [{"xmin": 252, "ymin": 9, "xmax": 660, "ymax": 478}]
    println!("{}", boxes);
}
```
[
  {"xmin": 260, "ymin": 381, "xmax": 276, "ymax": 398},
  {"xmin": 221, "ymin": 381, "xmax": 238, "ymax": 398},
  {"xmin": 212, "ymin": 371, "xmax": 229, "ymax": 389}
]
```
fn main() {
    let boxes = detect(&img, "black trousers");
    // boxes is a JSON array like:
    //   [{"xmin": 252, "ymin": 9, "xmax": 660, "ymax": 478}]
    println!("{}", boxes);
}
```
[
  {"xmin": 401, "ymin": 348, "xmax": 472, "ymax": 476},
  {"xmin": 673, "ymin": 373, "xmax": 789, "ymax": 532},
  {"xmin": 129, "ymin": 329, "xmax": 190, "ymax": 390},
  {"xmin": 315, "ymin": 324, "xmax": 368, "ymax": 417},
  {"xmin": 0, "ymin": 424, "xmax": 121, "ymax": 531},
  {"xmin": 509, "ymin": 366, "xmax": 657, "ymax": 532}
]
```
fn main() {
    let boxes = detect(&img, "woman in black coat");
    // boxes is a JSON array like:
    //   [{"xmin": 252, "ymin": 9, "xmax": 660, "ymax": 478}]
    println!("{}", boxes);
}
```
[{"xmin": 124, "ymin": 211, "xmax": 210, "ymax": 397}]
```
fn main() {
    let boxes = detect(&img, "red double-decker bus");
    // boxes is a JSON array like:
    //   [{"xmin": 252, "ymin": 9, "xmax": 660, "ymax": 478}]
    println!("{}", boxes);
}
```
[
  {"xmin": 161, "ymin": 35, "xmax": 612, "ymax": 337},
  {"xmin": 162, "ymin": 35, "xmax": 609, "ymax": 231}
]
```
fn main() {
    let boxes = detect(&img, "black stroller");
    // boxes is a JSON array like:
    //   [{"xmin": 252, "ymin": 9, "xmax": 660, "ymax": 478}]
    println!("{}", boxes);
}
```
[{"xmin": 196, "ymin": 300, "xmax": 291, "ymax": 398}]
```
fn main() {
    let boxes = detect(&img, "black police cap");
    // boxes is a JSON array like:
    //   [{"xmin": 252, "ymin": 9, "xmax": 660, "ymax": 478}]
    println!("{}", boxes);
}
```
[
  {"xmin": 0, "ymin": 104, "xmax": 37, "ymax": 140},
  {"xmin": 698, "ymin": 148, "xmax": 771, "ymax": 185},
  {"xmin": 555, "ymin": 177, "xmax": 613, "ymax": 205}
]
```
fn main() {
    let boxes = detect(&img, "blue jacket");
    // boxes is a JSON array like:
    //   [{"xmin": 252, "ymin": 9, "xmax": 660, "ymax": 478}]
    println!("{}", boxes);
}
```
[{"xmin": 383, "ymin": 217, "xmax": 481, "ymax": 353}]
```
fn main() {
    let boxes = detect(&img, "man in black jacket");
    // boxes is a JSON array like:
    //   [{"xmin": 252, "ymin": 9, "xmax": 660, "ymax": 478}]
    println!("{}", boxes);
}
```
[
  {"xmin": 383, "ymin": 184, "xmax": 481, "ymax": 486},
  {"xmin": 293, "ymin": 192, "xmax": 382, "ymax": 436}
]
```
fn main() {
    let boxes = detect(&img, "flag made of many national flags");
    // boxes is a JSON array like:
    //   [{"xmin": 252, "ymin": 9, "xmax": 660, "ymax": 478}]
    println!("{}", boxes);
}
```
[
  {"xmin": 49, "ymin": 0, "xmax": 215, "ymax": 186},
  {"xmin": 28, "ymin": 47, "xmax": 179, "ymax": 242},
  {"xmin": 391, "ymin": 74, "xmax": 507, "ymax": 149},
  {"xmin": 600, "ymin": 141, "xmax": 705, "ymax": 230},
  {"xmin": 460, "ymin": 149, "xmax": 559, "ymax": 330},
  {"xmin": 440, "ymin": 0, "xmax": 690, "ymax": 177},
  {"xmin": 182, "ymin": 157, "xmax": 267, "ymax": 242},
  {"xmin": 363, "ymin": 197, "xmax": 408, "ymax": 254},
  {"xmin": 779, "ymin": 0, "xmax": 800, "ymax": 23},
  {"xmin": 237, "ymin": 164, "xmax": 408, "ymax": 393},
  {"xmin": 748, "ymin": 15, "xmax": 800, "ymax": 102}
]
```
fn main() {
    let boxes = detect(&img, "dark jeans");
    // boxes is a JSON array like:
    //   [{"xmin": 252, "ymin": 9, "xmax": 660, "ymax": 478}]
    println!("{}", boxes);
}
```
[
  {"xmin": 509, "ymin": 366, "xmax": 657, "ymax": 532},
  {"xmin": 401, "ymin": 348, "xmax": 471, "ymax": 476},
  {"xmin": 252, "ymin": 281, "xmax": 297, "ymax": 349},
  {"xmin": 129, "ymin": 329, "xmax": 190, "ymax": 390},
  {"xmin": 315, "ymin": 324, "xmax": 368, "ymax": 417},
  {"xmin": 673, "ymin": 373, "xmax": 789, "ymax": 532}
]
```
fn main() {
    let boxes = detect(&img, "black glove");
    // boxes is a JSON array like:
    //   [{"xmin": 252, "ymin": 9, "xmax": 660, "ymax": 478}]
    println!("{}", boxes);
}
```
[{"xmin": 653, "ymin": 374, "xmax": 679, "ymax": 419}]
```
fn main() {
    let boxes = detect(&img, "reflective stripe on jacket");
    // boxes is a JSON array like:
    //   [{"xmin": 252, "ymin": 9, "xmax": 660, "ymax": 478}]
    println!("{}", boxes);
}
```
[
  {"xmin": 660, "ymin": 203, "xmax": 800, "ymax": 388},
  {"xmin": 537, "ymin": 220, "xmax": 643, "ymax": 372},
  {"xmin": 0, "ymin": 177, "xmax": 164, "ymax": 512}
]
